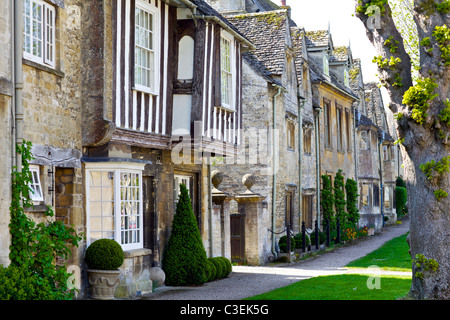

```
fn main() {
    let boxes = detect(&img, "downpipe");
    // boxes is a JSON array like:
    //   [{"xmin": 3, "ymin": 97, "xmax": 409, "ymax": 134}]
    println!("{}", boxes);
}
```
[
  {"xmin": 13, "ymin": 0, "xmax": 24, "ymax": 172},
  {"xmin": 271, "ymin": 86, "xmax": 282, "ymax": 259}
]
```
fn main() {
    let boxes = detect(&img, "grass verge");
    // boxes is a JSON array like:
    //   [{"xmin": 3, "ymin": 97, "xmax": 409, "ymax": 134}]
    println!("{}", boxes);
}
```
[{"xmin": 245, "ymin": 233, "xmax": 412, "ymax": 300}]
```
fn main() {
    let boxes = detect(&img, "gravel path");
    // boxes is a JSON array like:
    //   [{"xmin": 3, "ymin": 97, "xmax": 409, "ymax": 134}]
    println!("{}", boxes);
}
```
[{"xmin": 141, "ymin": 219, "xmax": 410, "ymax": 300}]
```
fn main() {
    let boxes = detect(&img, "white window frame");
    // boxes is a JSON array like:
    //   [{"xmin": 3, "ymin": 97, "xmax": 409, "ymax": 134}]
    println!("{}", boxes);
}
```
[
  {"xmin": 323, "ymin": 54, "xmax": 329, "ymax": 76},
  {"xmin": 344, "ymin": 68, "xmax": 349, "ymax": 87},
  {"xmin": 86, "ymin": 162, "xmax": 145, "ymax": 251},
  {"xmin": 360, "ymin": 130, "xmax": 369, "ymax": 150},
  {"xmin": 23, "ymin": 0, "xmax": 56, "ymax": 67},
  {"xmin": 220, "ymin": 30, "xmax": 236, "ymax": 111},
  {"xmin": 134, "ymin": 0, "xmax": 160, "ymax": 95},
  {"xmin": 29, "ymin": 165, "xmax": 44, "ymax": 202}
]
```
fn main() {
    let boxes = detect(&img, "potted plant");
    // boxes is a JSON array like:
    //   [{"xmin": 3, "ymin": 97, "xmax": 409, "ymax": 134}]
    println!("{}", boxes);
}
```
[{"xmin": 84, "ymin": 239, "xmax": 124, "ymax": 300}]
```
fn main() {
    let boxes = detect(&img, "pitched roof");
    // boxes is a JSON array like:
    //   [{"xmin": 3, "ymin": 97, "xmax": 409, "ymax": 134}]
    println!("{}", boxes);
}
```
[
  {"xmin": 291, "ymin": 27, "xmax": 307, "ymax": 83},
  {"xmin": 330, "ymin": 46, "xmax": 350, "ymax": 63},
  {"xmin": 309, "ymin": 59, "xmax": 359, "ymax": 100},
  {"xmin": 243, "ymin": 51, "xmax": 283, "ymax": 87},
  {"xmin": 250, "ymin": 0, "xmax": 281, "ymax": 11},
  {"xmin": 226, "ymin": 10, "xmax": 290, "ymax": 75},
  {"xmin": 305, "ymin": 30, "xmax": 332, "ymax": 49},
  {"xmin": 190, "ymin": 0, "xmax": 250, "ymax": 44}
]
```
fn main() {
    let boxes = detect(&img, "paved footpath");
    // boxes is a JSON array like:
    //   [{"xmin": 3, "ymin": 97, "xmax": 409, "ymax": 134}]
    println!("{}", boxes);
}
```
[{"xmin": 141, "ymin": 219, "xmax": 410, "ymax": 300}]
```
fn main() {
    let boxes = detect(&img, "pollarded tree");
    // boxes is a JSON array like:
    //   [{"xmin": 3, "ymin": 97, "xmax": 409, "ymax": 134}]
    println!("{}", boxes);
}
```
[{"xmin": 356, "ymin": 0, "xmax": 449, "ymax": 299}]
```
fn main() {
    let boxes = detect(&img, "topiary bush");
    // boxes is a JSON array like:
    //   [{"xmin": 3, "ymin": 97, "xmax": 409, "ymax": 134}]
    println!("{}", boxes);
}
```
[
  {"xmin": 278, "ymin": 235, "xmax": 296, "ymax": 253},
  {"xmin": 209, "ymin": 257, "xmax": 224, "ymax": 280},
  {"xmin": 85, "ymin": 239, "xmax": 124, "ymax": 270},
  {"xmin": 219, "ymin": 257, "xmax": 232, "ymax": 277},
  {"xmin": 293, "ymin": 233, "xmax": 310, "ymax": 249},
  {"xmin": 162, "ymin": 184, "xmax": 208, "ymax": 286},
  {"xmin": 205, "ymin": 259, "xmax": 216, "ymax": 282},
  {"xmin": 310, "ymin": 230, "xmax": 327, "ymax": 245}
]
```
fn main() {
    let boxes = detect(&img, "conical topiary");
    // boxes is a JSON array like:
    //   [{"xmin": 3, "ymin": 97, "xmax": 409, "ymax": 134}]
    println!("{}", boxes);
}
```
[{"xmin": 162, "ymin": 184, "xmax": 208, "ymax": 286}]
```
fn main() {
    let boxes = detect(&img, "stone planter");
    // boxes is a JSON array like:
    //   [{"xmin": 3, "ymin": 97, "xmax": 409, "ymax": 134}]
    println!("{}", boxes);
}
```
[{"xmin": 87, "ymin": 269, "xmax": 121, "ymax": 300}]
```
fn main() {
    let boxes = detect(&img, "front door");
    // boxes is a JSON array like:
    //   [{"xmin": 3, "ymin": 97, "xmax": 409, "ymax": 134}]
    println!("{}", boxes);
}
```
[{"xmin": 230, "ymin": 214, "xmax": 245, "ymax": 263}]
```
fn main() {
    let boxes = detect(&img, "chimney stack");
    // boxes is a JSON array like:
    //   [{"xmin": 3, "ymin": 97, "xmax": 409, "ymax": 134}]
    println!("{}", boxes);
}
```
[{"xmin": 281, "ymin": 0, "xmax": 286, "ymax": 6}]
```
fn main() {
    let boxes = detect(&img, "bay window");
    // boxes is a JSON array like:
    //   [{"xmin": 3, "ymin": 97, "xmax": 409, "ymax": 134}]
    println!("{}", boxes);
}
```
[
  {"xmin": 86, "ymin": 162, "xmax": 144, "ymax": 250},
  {"xmin": 23, "ymin": 0, "xmax": 55, "ymax": 67}
]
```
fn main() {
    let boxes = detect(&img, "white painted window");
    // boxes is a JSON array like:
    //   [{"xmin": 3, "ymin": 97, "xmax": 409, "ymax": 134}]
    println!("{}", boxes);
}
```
[
  {"xmin": 383, "ymin": 145, "xmax": 390, "ymax": 161},
  {"xmin": 220, "ymin": 32, "xmax": 235, "ymax": 111},
  {"xmin": 360, "ymin": 130, "xmax": 370, "ymax": 150},
  {"xmin": 86, "ymin": 162, "xmax": 144, "ymax": 251},
  {"xmin": 134, "ymin": 0, "xmax": 159, "ymax": 94},
  {"xmin": 23, "ymin": 0, "xmax": 56, "ymax": 67},
  {"xmin": 384, "ymin": 186, "xmax": 391, "ymax": 209},
  {"xmin": 361, "ymin": 183, "xmax": 370, "ymax": 207},
  {"xmin": 323, "ymin": 54, "xmax": 329, "ymax": 76},
  {"xmin": 29, "ymin": 165, "xmax": 44, "ymax": 202},
  {"xmin": 344, "ymin": 68, "xmax": 349, "ymax": 87}
]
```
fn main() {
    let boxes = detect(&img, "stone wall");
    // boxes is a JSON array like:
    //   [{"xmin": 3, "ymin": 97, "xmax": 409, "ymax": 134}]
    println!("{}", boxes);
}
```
[{"xmin": 0, "ymin": 0, "xmax": 12, "ymax": 267}]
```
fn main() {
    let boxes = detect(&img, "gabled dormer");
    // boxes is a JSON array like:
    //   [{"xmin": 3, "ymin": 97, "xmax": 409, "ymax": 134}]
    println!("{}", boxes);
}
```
[
  {"xmin": 305, "ymin": 29, "xmax": 333, "ymax": 80},
  {"xmin": 330, "ymin": 45, "xmax": 353, "ymax": 88}
]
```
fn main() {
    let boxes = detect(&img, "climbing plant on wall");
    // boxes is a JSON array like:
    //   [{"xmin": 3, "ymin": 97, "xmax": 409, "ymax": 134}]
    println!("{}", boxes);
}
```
[{"xmin": 7, "ymin": 141, "xmax": 82, "ymax": 300}]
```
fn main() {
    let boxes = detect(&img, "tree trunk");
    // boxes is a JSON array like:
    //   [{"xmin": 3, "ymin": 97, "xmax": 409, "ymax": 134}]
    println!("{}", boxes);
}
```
[{"xmin": 356, "ymin": 0, "xmax": 450, "ymax": 299}]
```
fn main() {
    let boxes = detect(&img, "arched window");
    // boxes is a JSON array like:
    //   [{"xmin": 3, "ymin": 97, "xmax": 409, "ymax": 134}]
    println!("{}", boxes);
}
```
[{"xmin": 177, "ymin": 35, "xmax": 195, "ymax": 80}]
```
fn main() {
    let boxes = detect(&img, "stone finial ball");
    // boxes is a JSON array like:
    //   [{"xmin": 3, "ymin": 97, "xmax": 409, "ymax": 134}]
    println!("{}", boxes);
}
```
[
  {"xmin": 242, "ymin": 174, "xmax": 256, "ymax": 190},
  {"xmin": 211, "ymin": 170, "xmax": 224, "ymax": 188}
]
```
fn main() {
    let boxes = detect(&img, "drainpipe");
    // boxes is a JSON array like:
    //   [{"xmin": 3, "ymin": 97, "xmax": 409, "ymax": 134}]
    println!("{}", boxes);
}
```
[
  {"xmin": 378, "ymin": 134, "xmax": 385, "ymax": 227},
  {"xmin": 353, "ymin": 106, "xmax": 358, "ymax": 186},
  {"xmin": 14, "ymin": 0, "xmax": 24, "ymax": 173},
  {"xmin": 313, "ymin": 105, "xmax": 322, "ymax": 228},
  {"xmin": 297, "ymin": 93, "xmax": 305, "ymax": 228},
  {"xmin": 208, "ymin": 160, "xmax": 213, "ymax": 257},
  {"xmin": 271, "ymin": 86, "xmax": 282, "ymax": 259}
]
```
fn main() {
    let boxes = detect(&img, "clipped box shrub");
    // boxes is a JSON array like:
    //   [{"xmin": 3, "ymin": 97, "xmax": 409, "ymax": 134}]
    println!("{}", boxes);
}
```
[
  {"xmin": 205, "ymin": 259, "xmax": 217, "ymax": 282},
  {"xmin": 278, "ymin": 235, "xmax": 296, "ymax": 253},
  {"xmin": 85, "ymin": 239, "xmax": 124, "ymax": 270},
  {"xmin": 219, "ymin": 257, "xmax": 232, "ymax": 277},
  {"xmin": 310, "ymin": 230, "xmax": 326, "ymax": 245},
  {"xmin": 293, "ymin": 233, "xmax": 310, "ymax": 249},
  {"xmin": 209, "ymin": 257, "xmax": 225, "ymax": 280}
]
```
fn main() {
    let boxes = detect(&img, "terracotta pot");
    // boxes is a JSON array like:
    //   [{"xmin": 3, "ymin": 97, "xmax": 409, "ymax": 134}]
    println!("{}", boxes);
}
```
[{"xmin": 87, "ymin": 269, "xmax": 121, "ymax": 300}]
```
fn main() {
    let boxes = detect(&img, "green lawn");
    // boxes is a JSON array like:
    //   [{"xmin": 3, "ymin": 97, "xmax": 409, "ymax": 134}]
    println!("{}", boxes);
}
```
[
  {"xmin": 245, "ymin": 233, "xmax": 412, "ymax": 300},
  {"xmin": 346, "ymin": 233, "xmax": 412, "ymax": 271}
]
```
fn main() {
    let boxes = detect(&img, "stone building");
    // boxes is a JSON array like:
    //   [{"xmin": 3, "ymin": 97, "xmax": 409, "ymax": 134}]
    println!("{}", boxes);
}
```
[
  {"xmin": 350, "ymin": 60, "xmax": 400, "ymax": 230},
  {"xmin": 215, "ymin": 7, "xmax": 302, "ymax": 264},
  {"xmin": 0, "ymin": 0, "xmax": 85, "ymax": 272},
  {"xmin": 306, "ymin": 30, "xmax": 359, "ymax": 228}
]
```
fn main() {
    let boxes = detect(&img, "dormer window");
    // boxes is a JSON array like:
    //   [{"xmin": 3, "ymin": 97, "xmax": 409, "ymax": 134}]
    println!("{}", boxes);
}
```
[
  {"xmin": 344, "ymin": 68, "xmax": 349, "ymax": 87},
  {"xmin": 323, "ymin": 54, "xmax": 329, "ymax": 76}
]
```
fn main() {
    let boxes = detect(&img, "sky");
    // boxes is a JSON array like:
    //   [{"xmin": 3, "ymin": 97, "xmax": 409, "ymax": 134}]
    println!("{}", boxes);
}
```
[{"xmin": 275, "ymin": 0, "xmax": 380, "ymax": 84}]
